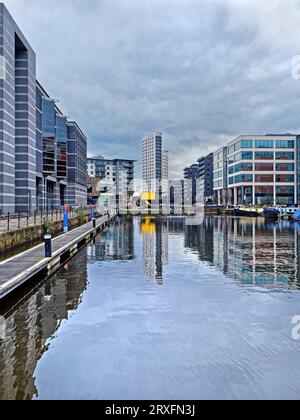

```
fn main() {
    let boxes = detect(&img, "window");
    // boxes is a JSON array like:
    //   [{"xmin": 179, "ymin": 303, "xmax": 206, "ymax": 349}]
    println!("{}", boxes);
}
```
[
  {"xmin": 255, "ymin": 140, "xmax": 274, "ymax": 149},
  {"xmin": 255, "ymin": 163, "xmax": 274, "ymax": 171},
  {"xmin": 255, "ymin": 151, "xmax": 274, "ymax": 160},
  {"xmin": 276, "ymin": 163, "xmax": 295, "ymax": 172},
  {"xmin": 255, "ymin": 174, "xmax": 274, "ymax": 183},
  {"xmin": 235, "ymin": 174, "xmax": 253, "ymax": 183},
  {"xmin": 276, "ymin": 186, "xmax": 295, "ymax": 205},
  {"xmin": 42, "ymin": 98, "xmax": 55, "ymax": 136},
  {"xmin": 255, "ymin": 186, "xmax": 274, "ymax": 205},
  {"xmin": 234, "ymin": 163, "xmax": 253, "ymax": 172},
  {"xmin": 241, "ymin": 151, "xmax": 253, "ymax": 160},
  {"xmin": 276, "ymin": 140, "xmax": 295, "ymax": 149},
  {"xmin": 229, "ymin": 151, "xmax": 253, "ymax": 164},
  {"xmin": 228, "ymin": 145, "xmax": 235, "ymax": 155},
  {"xmin": 56, "ymin": 116, "xmax": 67, "ymax": 143},
  {"xmin": 241, "ymin": 140, "xmax": 253, "ymax": 148},
  {"xmin": 275, "ymin": 152, "xmax": 294, "ymax": 160},
  {"xmin": 276, "ymin": 175, "xmax": 295, "ymax": 183}
]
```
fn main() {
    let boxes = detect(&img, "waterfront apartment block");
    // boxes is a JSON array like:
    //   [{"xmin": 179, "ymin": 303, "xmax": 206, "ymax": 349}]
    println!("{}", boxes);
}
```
[
  {"xmin": 198, "ymin": 153, "xmax": 214, "ymax": 203},
  {"xmin": 66, "ymin": 122, "xmax": 87, "ymax": 208},
  {"xmin": 184, "ymin": 154, "xmax": 214, "ymax": 205},
  {"xmin": 87, "ymin": 156, "xmax": 135, "ymax": 202},
  {"xmin": 184, "ymin": 163, "xmax": 200, "ymax": 205},
  {"xmin": 0, "ymin": 4, "xmax": 87, "ymax": 214},
  {"xmin": 142, "ymin": 132, "xmax": 169, "ymax": 192},
  {"xmin": 213, "ymin": 146, "xmax": 228, "ymax": 205},
  {"xmin": 226, "ymin": 135, "xmax": 298, "ymax": 206}
]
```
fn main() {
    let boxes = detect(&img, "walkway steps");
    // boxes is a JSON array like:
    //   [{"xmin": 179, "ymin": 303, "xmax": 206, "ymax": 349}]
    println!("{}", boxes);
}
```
[{"xmin": 0, "ymin": 214, "xmax": 115, "ymax": 300}]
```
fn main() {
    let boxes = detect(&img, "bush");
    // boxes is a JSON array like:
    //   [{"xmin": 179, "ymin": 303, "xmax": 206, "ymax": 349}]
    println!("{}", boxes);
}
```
[
  {"xmin": 42, "ymin": 218, "xmax": 52, "ymax": 233},
  {"xmin": 78, "ymin": 209, "xmax": 86, "ymax": 224}
]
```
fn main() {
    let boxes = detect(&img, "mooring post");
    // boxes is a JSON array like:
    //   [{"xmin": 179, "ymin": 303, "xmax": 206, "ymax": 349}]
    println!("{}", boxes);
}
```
[{"xmin": 44, "ymin": 234, "xmax": 52, "ymax": 258}]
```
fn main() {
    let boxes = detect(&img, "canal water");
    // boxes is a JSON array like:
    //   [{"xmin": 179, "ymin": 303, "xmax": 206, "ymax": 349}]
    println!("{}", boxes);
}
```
[{"xmin": 0, "ymin": 216, "xmax": 300, "ymax": 400}]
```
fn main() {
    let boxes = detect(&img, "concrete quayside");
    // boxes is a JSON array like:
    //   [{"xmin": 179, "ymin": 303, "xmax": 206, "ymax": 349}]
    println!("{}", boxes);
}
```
[{"xmin": 0, "ymin": 214, "xmax": 115, "ymax": 301}]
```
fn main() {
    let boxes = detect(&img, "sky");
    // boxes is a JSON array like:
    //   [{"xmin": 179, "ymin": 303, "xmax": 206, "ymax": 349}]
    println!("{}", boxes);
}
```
[{"xmin": 4, "ymin": 0, "xmax": 300, "ymax": 177}]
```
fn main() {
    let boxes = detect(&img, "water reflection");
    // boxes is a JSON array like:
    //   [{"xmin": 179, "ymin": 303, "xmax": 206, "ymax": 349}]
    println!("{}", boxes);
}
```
[
  {"xmin": 141, "ymin": 216, "xmax": 300, "ymax": 289},
  {"xmin": 0, "ymin": 250, "xmax": 88, "ymax": 400},
  {"xmin": 87, "ymin": 216, "xmax": 134, "ymax": 262},
  {"xmin": 141, "ymin": 217, "xmax": 169, "ymax": 283},
  {"xmin": 185, "ymin": 217, "xmax": 300, "ymax": 290},
  {"xmin": 1, "ymin": 216, "xmax": 300, "ymax": 400}
]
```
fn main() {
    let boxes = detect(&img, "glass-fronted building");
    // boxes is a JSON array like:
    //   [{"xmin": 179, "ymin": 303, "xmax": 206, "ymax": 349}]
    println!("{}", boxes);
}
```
[
  {"xmin": 227, "ymin": 135, "xmax": 297, "ymax": 206},
  {"xmin": 0, "ymin": 4, "xmax": 87, "ymax": 214}
]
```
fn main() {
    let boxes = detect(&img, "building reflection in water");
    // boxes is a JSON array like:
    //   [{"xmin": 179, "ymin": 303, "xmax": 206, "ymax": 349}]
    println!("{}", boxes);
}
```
[
  {"xmin": 141, "ymin": 215, "xmax": 300, "ymax": 289},
  {"xmin": 87, "ymin": 216, "xmax": 134, "ymax": 262},
  {"xmin": 0, "ymin": 250, "xmax": 88, "ymax": 400},
  {"xmin": 141, "ymin": 216, "xmax": 169, "ymax": 284},
  {"xmin": 1, "ymin": 216, "xmax": 300, "ymax": 399},
  {"xmin": 185, "ymin": 217, "xmax": 300, "ymax": 290},
  {"xmin": 0, "ymin": 217, "xmax": 134, "ymax": 400}
]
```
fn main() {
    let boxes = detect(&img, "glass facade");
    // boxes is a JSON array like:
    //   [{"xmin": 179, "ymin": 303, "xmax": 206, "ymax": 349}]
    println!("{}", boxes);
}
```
[
  {"xmin": 56, "ymin": 116, "xmax": 67, "ymax": 143},
  {"xmin": 42, "ymin": 98, "xmax": 55, "ymax": 136},
  {"xmin": 229, "ymin": 163, "xmax": 253, "ymax": 174},
  {"xmin": 255, "ymin": 140, "xmax": 274, "ymax": 149},
  {"xmin": 229, "ymin": 151, "xmax": 253, "ymax": 164},
  {"xmin": 275, "ymin": 152, "xmax": 294, "ymax": 160},
  {"xmin": 276, "ymin": 174, "xmax": 295, "ymax": 183},
  {"xmin": 56, "ymin": 116, "xmax": 67, "ymax": 179},
  {"xmin": 276, "ymin": 186, "xmax": 295, "ymax": 205},
  {"xmin": 276, "ymin": 140, "xmax": 295, "ymax": 149},
  {"xmin": 255, "ymin": 186, "xmax": 274, "ymax": 205},
  {"xmin": 276, "ymin": 163, "xmax": 295, "ymax": 172},
  {"xmin": 255, "ymin": 174, "xmax": 274, "ymax": 183},
  {"xmin": 229, "ymin": 174, "xmax": 253, "ymax": 184},
  {"xmin": 216, "ymin": 136, "xmax": 299, "ymax": 206},
  {"xmin": 255, "ymin": 151, "xmax": 274, "ymax": 160},
  {"xmin": 255, "ymin": 163, "xmax": 274, "ymax": 171}
]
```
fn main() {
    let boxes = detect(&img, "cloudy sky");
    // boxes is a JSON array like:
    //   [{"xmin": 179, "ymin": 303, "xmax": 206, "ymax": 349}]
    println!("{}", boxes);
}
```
[{"xmin": 5, "ymin": 0, "xmax": 300, "ymax": 177}]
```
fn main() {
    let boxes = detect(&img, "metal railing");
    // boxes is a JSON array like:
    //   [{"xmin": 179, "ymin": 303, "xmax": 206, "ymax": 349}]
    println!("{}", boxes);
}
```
[{"xmin": 0, "ymin": 208, "xmax": 93, "ymax": 232}]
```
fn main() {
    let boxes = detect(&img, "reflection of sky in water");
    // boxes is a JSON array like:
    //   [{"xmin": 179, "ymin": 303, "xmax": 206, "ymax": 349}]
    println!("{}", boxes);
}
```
[{"xmin": 0, "ymin": 216, "xmax": 300, "ymax": 400}]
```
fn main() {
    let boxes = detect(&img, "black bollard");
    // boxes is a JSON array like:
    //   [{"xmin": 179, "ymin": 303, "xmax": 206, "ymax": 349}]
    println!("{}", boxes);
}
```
[{"xmin": 44, "ymin": 234, "xmax": 52, "ymax": 258}]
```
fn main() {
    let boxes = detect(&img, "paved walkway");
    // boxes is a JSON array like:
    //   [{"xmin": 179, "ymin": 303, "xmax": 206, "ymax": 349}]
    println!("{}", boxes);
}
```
[{"xmin": 0, "ymin": 214, "xmax": 112, "ymax": 299}]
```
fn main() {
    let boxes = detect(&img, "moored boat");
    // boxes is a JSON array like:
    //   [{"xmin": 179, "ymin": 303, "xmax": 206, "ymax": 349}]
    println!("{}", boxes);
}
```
[
  {"xmin": 234, "ymin": 208, "xmax": 259, "ymax": 217},
  {"xmin": 293, "ymin": 210, "xmax": 300, "ymax": 222},
  {"xmin": 263, "ymin": 208, "xmax": 280, "ymax": 220}
]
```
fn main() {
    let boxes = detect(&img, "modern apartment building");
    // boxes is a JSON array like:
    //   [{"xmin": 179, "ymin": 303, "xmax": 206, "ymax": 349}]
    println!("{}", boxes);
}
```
[
  {"xmin": 198, "ymin": 153, "xmax": 214, "ymax": 204},
  {"xmin": 142, "ymin": 132, "xmax": 169, "ymax": 192},
  {"xmin": 87, "ymin": 156, "xmax": 135, "ymax": 202},
  {"xmin": 227, "ymin": 135, "xmax": 298, "ymax": 206},
  {"xmin": 0, "ymin": 4, "xmax": 87, "ymax": 214},
  {"xmin": 184, "ymin": 163, "xmax": 200, "ymax": 204},
  {"xmin": 213, "ymin": 146, "xmax": 228, "ymax": 205},
  {"xmin": 66, "ymin": 122, "xmax": 87, "ymax": 207}
]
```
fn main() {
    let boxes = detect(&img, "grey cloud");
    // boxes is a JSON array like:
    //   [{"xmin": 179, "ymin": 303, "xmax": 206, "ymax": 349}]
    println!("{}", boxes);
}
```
[{"xmin": 5, "ymin": 0, "xmax": 300, "ymax": 177}]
